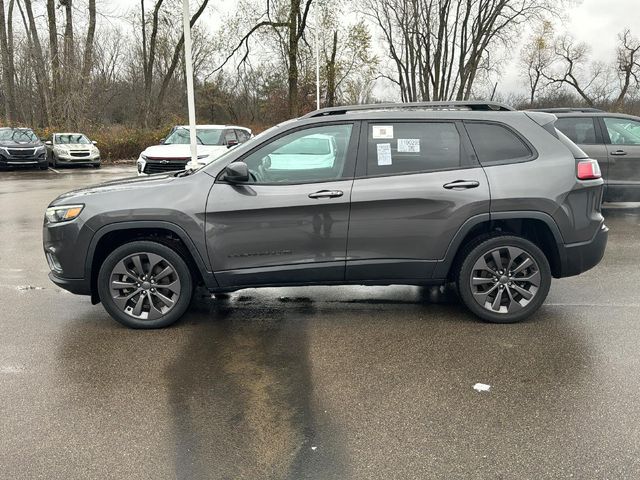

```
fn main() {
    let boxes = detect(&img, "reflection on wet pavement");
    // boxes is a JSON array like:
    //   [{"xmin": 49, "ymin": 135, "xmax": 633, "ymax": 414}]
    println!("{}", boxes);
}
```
[{"xmin": 2, "ymin": 167, "xmax": 640, "ymax": 478}]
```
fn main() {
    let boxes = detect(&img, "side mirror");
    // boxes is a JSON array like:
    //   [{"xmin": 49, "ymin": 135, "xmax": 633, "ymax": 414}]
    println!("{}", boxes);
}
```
[
  {"xmin": 223, "ymin": 161, "xmax": 249, "ymax": 183},
  {"xmin": 226, "ymin": 139, "xmax": 239, "ymax": 149},
  {"xmin": 44, "ymin": 140, "xmax": 52, "ymax": 146},
  {"xmin": 92, "ymin": 140, "xmax": 97, "ymax": 145},
  {"xmin": 159, "ymin": 138, "xmax": 165, "ymax": 144}
]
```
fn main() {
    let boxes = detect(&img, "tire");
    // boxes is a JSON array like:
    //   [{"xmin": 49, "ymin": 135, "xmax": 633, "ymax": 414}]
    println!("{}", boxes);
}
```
[
  {"xmin": 456, "ymin": 235, "xmax": 551, "ymax": 324},
  {"xmin": 39, "ymin": 164, "xmax": 48, "ymax": 170},
  {"xmin": 92, "ymin": 163, "xmax": 101, "ymax": 168},
  {"xmin": 97, "ymin": 241, "xmax": 194, "ymax": 329},
  {"xmin": 51, "ymin": 154, "xmax": 58, "ymax": 168}
]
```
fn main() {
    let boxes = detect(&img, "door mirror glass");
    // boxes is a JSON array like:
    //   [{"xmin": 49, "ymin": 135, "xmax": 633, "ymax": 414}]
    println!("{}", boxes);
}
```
[
  {"xmin": 227, "ymin": 139, "xmax": 239, "ymax": 149},
  {"xmin": 224, "ymin": 161, "xmax": 250, "ymax": 183}
]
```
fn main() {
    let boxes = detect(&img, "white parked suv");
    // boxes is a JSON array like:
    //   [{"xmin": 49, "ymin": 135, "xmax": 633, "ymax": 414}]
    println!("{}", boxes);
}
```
[{"xmin": 137, "ymin": 125, "xmax": 252, "ymax": 175}]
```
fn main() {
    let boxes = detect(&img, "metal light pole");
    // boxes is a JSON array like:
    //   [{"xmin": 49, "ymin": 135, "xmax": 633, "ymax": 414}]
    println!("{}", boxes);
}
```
[{"xmin": 182, "ymin": 0, "xmax": 198, "ymax": 167}]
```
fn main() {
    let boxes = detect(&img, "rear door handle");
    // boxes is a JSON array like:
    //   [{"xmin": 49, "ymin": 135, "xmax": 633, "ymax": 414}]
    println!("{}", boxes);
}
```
[
  {"xmin": 443, "ymin": 180, "xmax": 480, "ymax": 190},
  {"xmin": 308, "ymin": 189, "xmax": 344, "ymax": 199},
  {"xmin": 610, "ymin": 150, "xmax": 627, "ymax": 156}
]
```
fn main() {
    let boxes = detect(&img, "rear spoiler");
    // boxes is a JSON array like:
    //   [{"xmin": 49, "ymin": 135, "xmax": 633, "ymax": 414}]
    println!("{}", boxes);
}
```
[{"xmin": 524, "ymin": 111, "xmax": 558, "ymax": 138}]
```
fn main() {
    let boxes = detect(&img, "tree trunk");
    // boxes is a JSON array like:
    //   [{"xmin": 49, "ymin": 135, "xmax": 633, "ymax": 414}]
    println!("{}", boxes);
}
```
[
  {"xmin": 47, "ymin": 0, "xmax": 60, "ymax": 108},
  {"xmin": 82, "ymin": 0, "xmax": 96, "ymax": 79},
  {"xmin": 0, "ymin": 0, "xmax": 16, "ymax": 123},
  {"xmin": 325, "ymin": 30, "xmax": 338, "ymax": 107},
  {"xmin": 22, "ymin": 0, "xmax": 52, "ymax": 126},
  {"xmin": 287, "ymin": 0, "xmax": 300, "ymax": 117}
]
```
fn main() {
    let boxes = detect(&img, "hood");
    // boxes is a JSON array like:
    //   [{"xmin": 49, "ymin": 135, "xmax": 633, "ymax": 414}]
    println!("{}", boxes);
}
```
[
  {"xmin": 142, "ymin": 144, "xmax": 227, "ymax": 160},
  {"xmin": 0, "ymin": 140, "xmax": 43, "ymax": 148},
  {"xmin": 52, "ymin": 172, "xmax": 178, "ymax": 204},
  {"xmin": 56, "ymin": 143, "xmax": 95, "ymax": 150}
]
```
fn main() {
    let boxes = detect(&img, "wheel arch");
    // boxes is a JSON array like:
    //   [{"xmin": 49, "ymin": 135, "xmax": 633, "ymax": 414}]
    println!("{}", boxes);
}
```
[
  {"xmin": 435, "ymin": 212, "xmax": 565, "ymax": 280},
  {"xmin": 86, "ymin": 221, "xmax": 217, "ymax": 304}
]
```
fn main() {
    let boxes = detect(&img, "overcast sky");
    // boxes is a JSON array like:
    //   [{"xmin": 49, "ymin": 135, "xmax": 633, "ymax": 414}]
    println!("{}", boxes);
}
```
[{"xmin": 111, "ymin": 0, "xmax": 640, "ymax": 97}]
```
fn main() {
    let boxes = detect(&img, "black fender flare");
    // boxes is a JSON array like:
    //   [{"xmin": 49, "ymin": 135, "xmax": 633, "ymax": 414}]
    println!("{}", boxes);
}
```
[
  {"xmin": 85, "ymin": 220, "xmax": 218, "ymax": 290},
  {"xmin": 433, "ymin": 211, "xmax": 565, "ymax": 279}
]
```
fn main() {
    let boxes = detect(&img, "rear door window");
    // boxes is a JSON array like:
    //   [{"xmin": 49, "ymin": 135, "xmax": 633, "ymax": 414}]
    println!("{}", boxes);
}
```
[
  {"xmin": 465, "ymin": 122, "xmax": 533, "ymax": 165},
  {"xmin": 555, "ymin": 117, "xmax": 598, "ymax": 144},
  {"xmin": 366, "ymin": 122, "xmax": 462, "ymax": 176},
  {"xmin": 602, "ymin": 117, "xmax": 640, "ymax": 145}
]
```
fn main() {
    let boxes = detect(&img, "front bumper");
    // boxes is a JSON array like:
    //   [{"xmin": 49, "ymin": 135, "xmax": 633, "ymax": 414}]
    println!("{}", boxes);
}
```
[
  {"xmin": 0, "ymin": 154, "xmax": 47, "ymax": 168},
  {"xmin": 558, "ymin": 223, "xmax": 609, "ymax": 278},
  {"xmin": 48, "ymin": 272, "xmax": 91, "ymax": 295},
  {"xmin": 55, "ymin": 153, "xmax": 100, "ymax": 164}
]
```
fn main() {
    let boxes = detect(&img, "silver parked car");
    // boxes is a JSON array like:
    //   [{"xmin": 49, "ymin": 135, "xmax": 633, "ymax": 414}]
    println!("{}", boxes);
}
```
[{"xmin": 46, "ymin": 133, "xmax": 101, "ymax": 168}]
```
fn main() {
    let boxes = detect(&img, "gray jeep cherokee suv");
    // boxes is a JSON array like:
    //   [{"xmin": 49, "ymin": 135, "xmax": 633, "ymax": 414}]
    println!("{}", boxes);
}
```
[{"xmin": 43, "ymin": 101, "xmax": 608, "ymax": 328}]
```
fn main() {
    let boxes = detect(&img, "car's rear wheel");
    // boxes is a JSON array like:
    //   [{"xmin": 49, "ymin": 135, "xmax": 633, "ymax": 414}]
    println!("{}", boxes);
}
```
[
  {"xmin": 97, "ymin": 241, "xmax": 193, "ymax": 328},
  {"xmin": 457, "ymin": 235, "xmax": 551, "ymax": 323}
]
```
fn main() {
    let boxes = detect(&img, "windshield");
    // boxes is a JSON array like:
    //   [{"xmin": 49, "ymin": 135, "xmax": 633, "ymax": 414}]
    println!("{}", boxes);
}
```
[
  {"xmin": 0, "ymin": 128, "xmax": 38, "ymax": 143},
  {"xmin": 165, "ymin": 128, "xmax": 223, "ymax": 145},
  {"xmin": 55, "ymin": 134, "xmax": 91, "ymax": 145}
]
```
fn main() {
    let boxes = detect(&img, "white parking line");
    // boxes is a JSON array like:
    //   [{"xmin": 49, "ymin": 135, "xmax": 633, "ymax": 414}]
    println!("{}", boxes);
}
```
[{"xmin": 49, "ymin": 167, "xmax": 60, "ymax": 174}]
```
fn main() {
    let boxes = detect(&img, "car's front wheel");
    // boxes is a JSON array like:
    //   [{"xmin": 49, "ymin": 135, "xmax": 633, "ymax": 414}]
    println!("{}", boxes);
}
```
[
  {"xmin": 97, "ymin": 241, "xmax": 193, "ymax": 328},
  {"xmin": 457, "ymin": 235, "xmax": 551, "ymax": 323}
]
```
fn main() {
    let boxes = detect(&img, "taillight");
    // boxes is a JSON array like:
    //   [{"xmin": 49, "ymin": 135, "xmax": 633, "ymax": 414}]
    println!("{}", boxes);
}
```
[{"xmin": 577, "ymin": 159, "xmax": 601, "ymax": 180}]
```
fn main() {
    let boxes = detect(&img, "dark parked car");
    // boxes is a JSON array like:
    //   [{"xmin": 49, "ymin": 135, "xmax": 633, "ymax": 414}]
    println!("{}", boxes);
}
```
[
  {"xmin": 0, "ymin": 127, "xmax": 47, "ymax": 170},
  {"xmin": 43, "ymin": 101, "xmax": 607, "ymax": 328},
  {"xmin": 532, "ymin": 107, "xmax": 640, "ymax": 202}
]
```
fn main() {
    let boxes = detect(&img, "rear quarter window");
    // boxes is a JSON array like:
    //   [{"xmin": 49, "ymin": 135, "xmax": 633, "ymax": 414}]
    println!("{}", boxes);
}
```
[
  {"xmin": 555, "ymin": 117, "xmax": 598, "ymax": 144},
  {"xmin": 465, "ymin": 122, "xmax": 534, "ymax": 165}
]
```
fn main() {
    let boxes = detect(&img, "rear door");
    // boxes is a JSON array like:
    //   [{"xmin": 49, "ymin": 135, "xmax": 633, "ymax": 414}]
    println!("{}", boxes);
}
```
[
  {"xmin": 205, "ymin": 123, "xmax": 359, "ymax": 287},
  {"xmin": 599, "ymin": 116, "xmax": 640, "ymax": 202},
  {"xmin": 554, "ymin": 116, "xmax": 609, "ymax": 179},
  {"xmin": 346, "ymin": 120, "xmax": 490, "ymax": 281}
]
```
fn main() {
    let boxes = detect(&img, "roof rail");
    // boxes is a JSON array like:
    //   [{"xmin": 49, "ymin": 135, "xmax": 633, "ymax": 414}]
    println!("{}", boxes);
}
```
[
  {"xmin": 527, "ymin": 107, "xmax": 603, "ymax": 113},
  {"xmin": 302, "ymin": 101, "xmax": 515, "ymax": 118}
]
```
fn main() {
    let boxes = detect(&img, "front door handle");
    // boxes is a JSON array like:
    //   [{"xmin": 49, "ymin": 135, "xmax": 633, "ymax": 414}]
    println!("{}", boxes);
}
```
[
  {"xmin": 308, "ymin": 189, "xmax": 344, "ymax": 199},
  {"xmin": 443, "ymin": 180, "xmax": 480, "ymax": 190},
  {"xmin": 610, "ymin": 150, "xmax": 627, "ymax": 156}
]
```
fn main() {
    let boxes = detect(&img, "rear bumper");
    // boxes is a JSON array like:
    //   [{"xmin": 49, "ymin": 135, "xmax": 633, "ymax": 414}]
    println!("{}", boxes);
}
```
[
  {"xmin": 558, "ymin": 223, "xmax": 608, "ymax": 278},
  {"xmin": 48, "ymin": 272, "xmax": 91, "ymax": 295}
]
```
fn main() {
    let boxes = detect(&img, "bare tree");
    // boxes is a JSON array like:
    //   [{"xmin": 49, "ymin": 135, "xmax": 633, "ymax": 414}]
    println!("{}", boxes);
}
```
[
  {"xmin": 613, "ymin": 29, "xmax": 640, "ymax": 111},
  {"xmin": 212, "ymin": 0, "xmax": 313, "ymax": 117},
  {"xmin": 363, "ymin": 0, "xmax": 560, "ymax": 102},
  {"xmin": 520, "ymin": 20, "xmax": 554, "ymax": 105},
  {"xmin": 0, "ymin": 0, "xmax": 16, "ymax": 122}
]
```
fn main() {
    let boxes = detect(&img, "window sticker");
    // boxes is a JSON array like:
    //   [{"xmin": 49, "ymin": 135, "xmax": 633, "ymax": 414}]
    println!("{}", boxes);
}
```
[
  {"xmin": 397, "ymin": 138, "xmax": 420, "ymax": 153},
  {"xmin": 372, "ymin": 125, "xmax": 394, "ymax": 139},
  {"xmin": 376, "ymin": 143, "xmax": 392, "ymax": 165}
]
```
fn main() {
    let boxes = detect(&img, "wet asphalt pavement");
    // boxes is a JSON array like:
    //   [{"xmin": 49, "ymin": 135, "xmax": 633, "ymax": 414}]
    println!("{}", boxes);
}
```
[{"xmin": 1, "ymin": 165, "xmax": 640, "ymax": 479}]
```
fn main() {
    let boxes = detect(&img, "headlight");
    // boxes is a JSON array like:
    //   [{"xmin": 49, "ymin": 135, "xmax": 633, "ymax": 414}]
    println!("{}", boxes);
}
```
[
  {"xmin": 45, "ymin": 204, "xmax": 84, "ymax": 224},
  {"xmin": 141, "ymin": 153, "xmax": 149, "ymax": 161},
  {"xmin": 35, "ymin": 146, "xmax": 46, "ymax": 154},
  {"xmin": 197, "ymin": 154, "xmax": 209, "ymax": 160}
]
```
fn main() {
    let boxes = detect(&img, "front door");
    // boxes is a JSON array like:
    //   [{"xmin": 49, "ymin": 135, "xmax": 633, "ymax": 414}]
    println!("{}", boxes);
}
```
[
  {"xmin": 346, "ymin": 120, "xmax": 490, "ymax": 281},
  {"xmin": 205, "ymin": 123, "xmax": 358, "ymax": 287},
  {"xmin": 600, "ymin": 116, "xmax": 640, "ymax": 202}
]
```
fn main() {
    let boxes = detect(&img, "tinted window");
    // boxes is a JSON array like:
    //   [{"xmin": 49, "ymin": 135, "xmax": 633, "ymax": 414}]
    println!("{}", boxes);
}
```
[
  {"xmin": 555, "ymin": 117, "xmax": 597, "ymax": 144},
  {"xmin": 55, "ymin": 134, "xmax": 91, "ymax": 144},
  {"xmin": 367, "ymin": 122, "xmax": 461, "ymax": 176},
  {"xmin": 224, "ymin": 129, "xmax": 238, "ymax": 144},
  {"xmin": 241, "ymin": 124, "xmax": 353, "ymax": 184},
  {"xmin": 603, "ymin": 117, "xmax": 640, "ymax": 145},
  {"xmin": 465, "ymin": 122, "xmax": 532, "ymax": 164},
  {"xmin": 164, "ymin": 128, "xmax": 223, "ymax": 145},
  {"xmin": 236, "ymin": 129, "xmax": 251, "ymax": 142}
]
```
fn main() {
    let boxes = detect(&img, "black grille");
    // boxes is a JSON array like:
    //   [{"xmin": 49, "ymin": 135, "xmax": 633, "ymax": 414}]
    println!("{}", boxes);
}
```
[
  {"xmin": 70, "ymin": 151, "xmax": 91, "ymax": 158},
  {"xmin": 7, "ymin": 148, "xmax": 35, "ymax": 157},
  {"xmin": 143, "ymin": 160, "xmax": 187, "ymax": 174}
]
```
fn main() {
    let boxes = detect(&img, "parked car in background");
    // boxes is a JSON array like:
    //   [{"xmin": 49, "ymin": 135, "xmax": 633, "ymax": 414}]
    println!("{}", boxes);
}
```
[
  {"xmin": 137, "ymin": 125, "xmax": 252, "ymax": 175},
  {"xmin": 532, "ymin": 107, "xmax": 640, "ymax": 202},
  {"xmin": 46, "ymin": 133, "xmax": 101, "ymax": 168},
  {"xmin": 0, "ymin": 127, "xmax": 47, "ymax": 170},
  {"xmin": 44, "ymin": 101, "xmax": 607, "ymax": 329}
]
